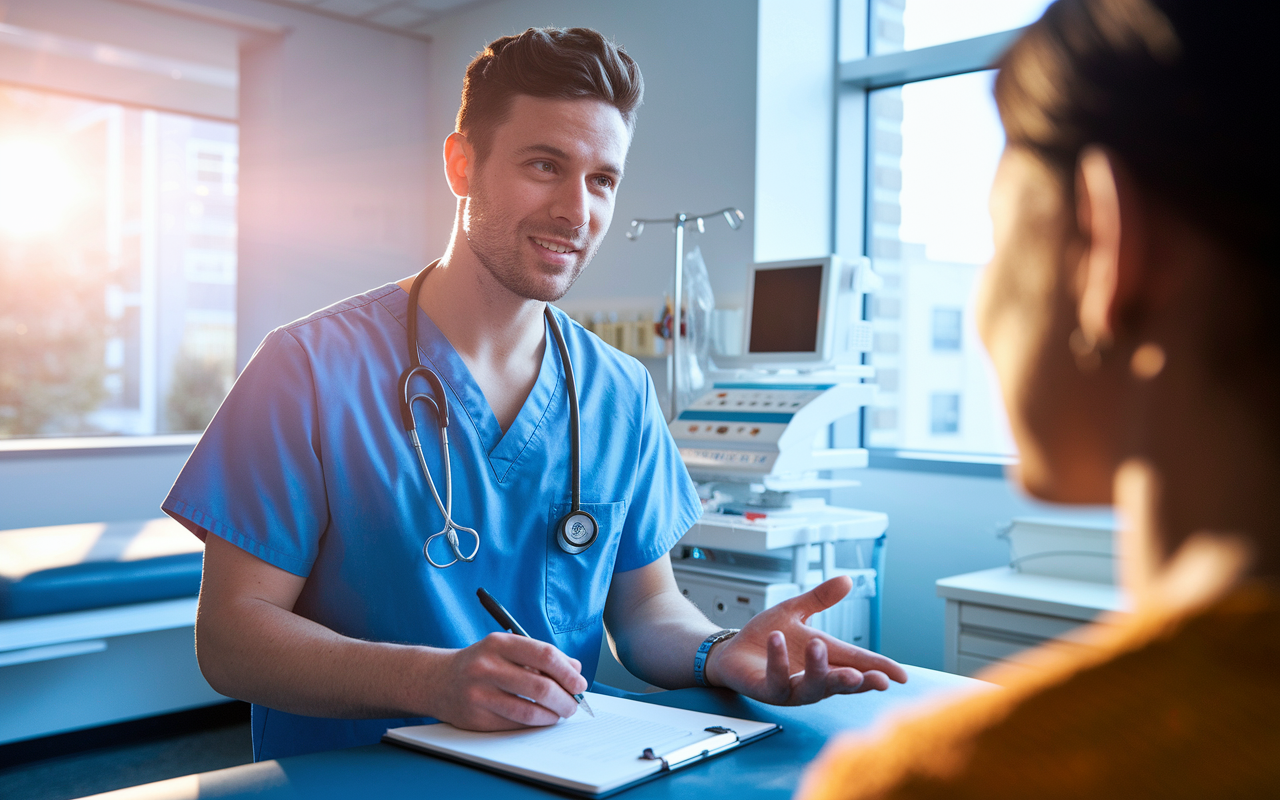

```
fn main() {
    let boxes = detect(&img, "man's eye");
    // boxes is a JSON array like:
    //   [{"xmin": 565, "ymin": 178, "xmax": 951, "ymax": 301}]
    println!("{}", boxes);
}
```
[
  {"xmin": 532, "ymin": 161, "xmax": 555, "ymax": 173},
  {"xmin": 594, "ymin": 176, "xmax": 615, "ymax": 189}
]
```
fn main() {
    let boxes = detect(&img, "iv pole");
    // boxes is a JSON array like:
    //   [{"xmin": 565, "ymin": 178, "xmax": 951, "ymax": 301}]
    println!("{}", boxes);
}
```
[{"xmin": 626, "ymin": 207, "xmax": 745, "ymax": 421}]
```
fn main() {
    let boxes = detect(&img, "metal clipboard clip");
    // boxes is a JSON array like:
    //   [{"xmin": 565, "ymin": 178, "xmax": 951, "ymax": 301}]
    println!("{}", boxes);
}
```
[{"xmin": 640, "ymin": 726, "xmax": 740, "ymax": 771}]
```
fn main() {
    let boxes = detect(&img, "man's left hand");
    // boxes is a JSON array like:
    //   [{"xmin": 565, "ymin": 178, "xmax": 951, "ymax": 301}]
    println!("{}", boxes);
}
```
[{"xmin": 702, "ymin": 576, "xmax": 908, "ymax": 705}]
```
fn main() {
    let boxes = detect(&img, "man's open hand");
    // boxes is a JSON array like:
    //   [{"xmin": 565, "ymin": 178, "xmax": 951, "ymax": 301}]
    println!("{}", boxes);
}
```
[{"xmin": 702, "ymin": 576, "xmax": 907, "ymax": 705}]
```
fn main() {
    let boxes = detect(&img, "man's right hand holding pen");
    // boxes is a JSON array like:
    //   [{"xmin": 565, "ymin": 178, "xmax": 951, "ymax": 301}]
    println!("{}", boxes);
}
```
[{"xmin": 424, "ymin": 630, "xmax": 590, "ymax": 731}]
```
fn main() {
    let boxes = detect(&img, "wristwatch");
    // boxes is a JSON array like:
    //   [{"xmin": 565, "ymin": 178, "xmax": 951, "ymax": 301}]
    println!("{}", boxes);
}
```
[{"xmin": 694, "ymin": 628, "xmax": 739, "ymax": 687}]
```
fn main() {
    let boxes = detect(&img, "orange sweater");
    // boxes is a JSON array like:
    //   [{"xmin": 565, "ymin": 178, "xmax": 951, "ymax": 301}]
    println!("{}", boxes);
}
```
[{"xmin": 798, "ymin": 584, "xmax": 1280, "ymax": 799}]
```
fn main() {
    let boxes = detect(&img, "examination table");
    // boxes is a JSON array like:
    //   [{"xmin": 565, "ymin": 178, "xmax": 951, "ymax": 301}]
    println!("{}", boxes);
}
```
[{"xmin": 0, "ymin": 518, "xmax": 227, "ymax": 745}]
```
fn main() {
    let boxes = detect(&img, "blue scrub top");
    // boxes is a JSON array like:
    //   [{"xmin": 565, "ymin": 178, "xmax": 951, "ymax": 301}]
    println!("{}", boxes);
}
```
[{"xmin": 162, "ymin": 283, "xmax": 701, "ymax": 761}]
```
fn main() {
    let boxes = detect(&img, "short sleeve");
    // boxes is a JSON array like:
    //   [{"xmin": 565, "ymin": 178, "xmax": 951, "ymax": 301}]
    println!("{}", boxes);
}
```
[
  {"xmin": 612, "ymin": 370, "xmax": 702, "ymax": 572},
  {"xmin": 162, "ymin": 329, "xmax": 328, "ymax": 576}
]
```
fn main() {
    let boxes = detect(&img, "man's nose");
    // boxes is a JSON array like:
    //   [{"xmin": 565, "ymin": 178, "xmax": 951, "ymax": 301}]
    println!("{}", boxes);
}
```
[{"xmin": 550, "ymin": 178, "xmax": 590, "ymax": 230}]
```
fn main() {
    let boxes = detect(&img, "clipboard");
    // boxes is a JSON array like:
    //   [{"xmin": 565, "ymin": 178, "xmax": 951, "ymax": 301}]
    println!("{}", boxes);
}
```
[{"xmin": 383, "ymin": 692, "xmax": 781, "ymax": 797}]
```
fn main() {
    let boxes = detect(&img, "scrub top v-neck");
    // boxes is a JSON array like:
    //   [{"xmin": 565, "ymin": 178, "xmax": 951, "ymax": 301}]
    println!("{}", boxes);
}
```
[
  {"xmin": 406, "ymin": 285, "xmax": 559, "ymax": 482},
  {"xmin": 162, "ymin": 282, "xmax": 701, "ymax": 762}
]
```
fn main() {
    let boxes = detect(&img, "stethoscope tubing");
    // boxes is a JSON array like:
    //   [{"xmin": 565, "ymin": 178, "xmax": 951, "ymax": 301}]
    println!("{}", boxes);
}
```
[
  {"xmin": 545, "ymin": 305, "xmax": 582, "ymax": 512},
  {"xmin": 401, "ymin": 260, "xmax": 589, "ymax": 568}
]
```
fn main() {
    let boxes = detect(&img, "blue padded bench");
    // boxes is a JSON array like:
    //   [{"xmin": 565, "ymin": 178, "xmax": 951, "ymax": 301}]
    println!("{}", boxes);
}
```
[
  {"xmin": 0, "ymin": 519, "xmax": 226, "ymax": 745},
  {"xmin": 0, "ymin": 519, "xmax": 204, "ymax": 620}
]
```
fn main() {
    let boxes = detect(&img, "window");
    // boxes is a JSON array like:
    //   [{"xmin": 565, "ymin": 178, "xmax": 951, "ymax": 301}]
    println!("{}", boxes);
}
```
[
  {"xmin": 931, "ymin": 308, "xmax": 962, "ymax": 351},
  {"xmin": 838, "ymin": 0, "xmax": 1047, "ymax": 464},
  {"xmin": 929, "ymin": 393, "xmax": 960, "ymax": 435},
  {"xmin": 0, "ymin": 85, "xmax": 237, "ymax": 440},
  {"xmin": 871, "ymin": 0, "xmax": 1055, "ymax": 54}
]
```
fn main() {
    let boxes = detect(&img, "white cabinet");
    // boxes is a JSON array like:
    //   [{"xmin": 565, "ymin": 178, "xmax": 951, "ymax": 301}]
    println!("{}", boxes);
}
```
[{"xmin": 936, "ymin": 567, "xmax": 1129, "ymax": 678}]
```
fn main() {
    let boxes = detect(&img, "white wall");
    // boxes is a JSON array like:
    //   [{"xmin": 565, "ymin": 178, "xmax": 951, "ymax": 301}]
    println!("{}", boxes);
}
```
[
  {"xmin": 0, "ymin": 445, "xmax": 194, "ymax": 530},
  {"xmin": 755, "ymin": 0, "xmax": 836, "ymax": 262},
  {"xmin": 0, "ymin": 0, "xmax": 242, "ymax": 119},
  {"xmin": 208, "ymin": 0, "xmax": 435, "ymax": 367}
]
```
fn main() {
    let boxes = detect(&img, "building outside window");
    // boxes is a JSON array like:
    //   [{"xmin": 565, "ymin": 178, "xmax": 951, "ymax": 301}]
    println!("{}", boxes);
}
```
[
  {"xmin": 929, "ymin": 392, "xmax": 960, "ymax": 435},
  {"xmin": 931, "ymin": 308, "xmax": 962, "ymax": 351},
  {"xmin": 840, "ymin": 0, "xmax": 1053, "ymax": 463},
  {"xmin": 0, "ymin": 85, "xmax": 237, "ymax": 440}
]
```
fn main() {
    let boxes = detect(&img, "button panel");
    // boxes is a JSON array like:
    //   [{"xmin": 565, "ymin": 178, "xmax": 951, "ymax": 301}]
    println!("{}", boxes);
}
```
[
  {"xmin": 686, "ymin": 388, "xmax": 823, "ymax": 412},
  {"xmin": 675, "ymin": 422, "xmax": 786, "ymax": 444}
]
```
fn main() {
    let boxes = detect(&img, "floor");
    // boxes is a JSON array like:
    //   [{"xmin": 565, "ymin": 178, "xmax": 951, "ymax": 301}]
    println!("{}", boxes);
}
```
[{"xmin": 0, "ymin": 704, "xmax": 252, "ymax": 800}]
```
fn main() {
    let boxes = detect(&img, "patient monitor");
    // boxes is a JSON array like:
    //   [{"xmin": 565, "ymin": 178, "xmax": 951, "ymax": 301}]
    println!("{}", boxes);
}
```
[
  {"xmin": 667, "ymin": 254, "xmax": 886, "ymax": 649},
  {"xmin": 718, "ymin": 255, "xmax": 878, "ymax": 372}
]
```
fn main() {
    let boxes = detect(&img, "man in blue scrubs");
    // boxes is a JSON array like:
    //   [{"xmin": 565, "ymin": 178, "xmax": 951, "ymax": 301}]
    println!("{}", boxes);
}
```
[{"xmin": 164, "ymin": 27, "xmax": 906, "ymax": 762}]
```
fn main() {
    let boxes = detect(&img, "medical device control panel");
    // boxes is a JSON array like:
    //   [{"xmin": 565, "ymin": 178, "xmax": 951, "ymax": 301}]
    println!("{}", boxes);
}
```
[
  {"xmin": 670, "ymin": 381, "xmax": 873, "ymax": 483},
  {"xmin": 669, "ymin": 375, "xmax": 886, "ymax": 650}
]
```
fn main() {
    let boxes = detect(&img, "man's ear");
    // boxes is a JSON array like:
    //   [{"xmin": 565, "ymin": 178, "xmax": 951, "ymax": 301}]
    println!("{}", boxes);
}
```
[
  {"xmin": 1075, "ymin": 146, "xmax": 1147, "ymax": 346},
  {"xmin": 443, "ymin": 132, "xmax": 474, "ymax": 198}
]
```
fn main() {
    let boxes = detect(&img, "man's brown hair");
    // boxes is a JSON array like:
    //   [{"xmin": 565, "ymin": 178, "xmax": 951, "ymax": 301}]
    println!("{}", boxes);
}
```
[{"xmin": 457, "ymin": 27, "xmax": 644, "ymax": 160}]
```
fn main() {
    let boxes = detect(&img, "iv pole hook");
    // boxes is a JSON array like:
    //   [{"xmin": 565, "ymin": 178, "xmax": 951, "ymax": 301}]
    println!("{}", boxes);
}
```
[{"xmin": 626, "ymin": 208, "xmax": 745, "ymax": 421}]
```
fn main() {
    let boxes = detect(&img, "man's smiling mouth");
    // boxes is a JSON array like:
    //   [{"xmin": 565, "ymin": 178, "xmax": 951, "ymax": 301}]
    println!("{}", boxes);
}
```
[{"xmin": 533, "ymin": 237, "xmax": 576, "ymax": 254}]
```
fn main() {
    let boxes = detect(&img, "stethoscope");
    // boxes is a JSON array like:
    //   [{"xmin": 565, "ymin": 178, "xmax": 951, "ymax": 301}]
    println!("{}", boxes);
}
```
[{"xmin": 398, "ymin": 260, "xmax": 600, "ymax": 568}]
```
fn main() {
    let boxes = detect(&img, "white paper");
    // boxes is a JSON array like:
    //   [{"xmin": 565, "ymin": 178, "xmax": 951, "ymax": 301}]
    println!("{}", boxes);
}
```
[{"xmin": 384, "ymin": 692, "xmax": 778, "ymax": 795}]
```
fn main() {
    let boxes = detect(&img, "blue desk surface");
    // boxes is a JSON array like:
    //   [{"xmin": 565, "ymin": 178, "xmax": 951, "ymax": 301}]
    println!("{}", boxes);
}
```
[{"xmin": 89, "ymin": 666, "xmax": 985, "ymax": 800}]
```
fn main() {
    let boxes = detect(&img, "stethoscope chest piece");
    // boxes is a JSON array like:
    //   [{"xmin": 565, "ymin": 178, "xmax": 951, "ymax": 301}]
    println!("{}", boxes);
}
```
[{"xmin": 556, "ymin": 509, "xmax": 599, "ymax": 555}]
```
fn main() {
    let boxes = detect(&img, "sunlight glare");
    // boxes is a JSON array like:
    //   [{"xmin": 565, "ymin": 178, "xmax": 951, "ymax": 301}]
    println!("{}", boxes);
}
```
[{"xmin": 0, "ymin": 140, "xmax": 80, "ymax": 238}]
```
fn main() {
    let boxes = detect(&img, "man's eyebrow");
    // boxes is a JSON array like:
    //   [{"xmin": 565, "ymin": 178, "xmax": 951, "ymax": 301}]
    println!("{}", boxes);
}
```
[{"xmin": 516, "ymin": 144, "xmax": 623, "ymax": 178}]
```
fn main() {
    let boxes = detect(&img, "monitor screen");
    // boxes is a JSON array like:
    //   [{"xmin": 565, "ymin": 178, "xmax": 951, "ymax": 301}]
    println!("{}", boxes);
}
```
[{"xmin": 748, "ymin": 264, "xmax": 823, "ymax": 353}]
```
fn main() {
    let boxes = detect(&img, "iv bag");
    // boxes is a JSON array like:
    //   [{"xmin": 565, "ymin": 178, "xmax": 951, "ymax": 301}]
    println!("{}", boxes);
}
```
[{"xmin": 667, "ymin": 245, "xmax": 716, "ymax": 415}]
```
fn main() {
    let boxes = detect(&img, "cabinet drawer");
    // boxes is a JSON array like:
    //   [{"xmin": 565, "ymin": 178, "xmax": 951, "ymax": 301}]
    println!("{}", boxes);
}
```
[
  {"xmin": 959, "ymin": 631, "xmax": 1035, "ymax": 662},
  {"xmin": 955, "ymin": 653, "xmax": 1039, "ymax": 680},
  {"xmin": 960, "ymin": 603, "xmax": 1088, "ymax": 641}
]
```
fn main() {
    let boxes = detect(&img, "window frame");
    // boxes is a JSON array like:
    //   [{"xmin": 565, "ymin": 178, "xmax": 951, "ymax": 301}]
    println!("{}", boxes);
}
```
[
  {"xmin": 835, "ymin": 2, "xmax": 1026, "ymax": 477},
  {"xmin": 0, "ymin": 83, "xmax": 239, "ymax": 449}
]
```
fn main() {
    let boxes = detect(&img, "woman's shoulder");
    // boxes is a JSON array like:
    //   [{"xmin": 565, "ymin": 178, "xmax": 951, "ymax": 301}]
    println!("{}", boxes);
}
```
[{"xmin": 799, "ymin": 584, "xmax": 1280, "ymax": 800}]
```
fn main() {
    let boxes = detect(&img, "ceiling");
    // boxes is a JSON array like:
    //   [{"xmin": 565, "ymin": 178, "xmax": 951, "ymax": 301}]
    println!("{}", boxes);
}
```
[{"xmin": 262, "ymin": 0, "xmax": 490, "ymax": 38}]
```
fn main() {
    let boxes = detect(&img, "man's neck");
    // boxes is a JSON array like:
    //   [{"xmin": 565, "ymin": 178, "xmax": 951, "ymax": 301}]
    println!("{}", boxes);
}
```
[{"xmin": 398, "ymin": 243, "xmax": 548, "ymax": 432}]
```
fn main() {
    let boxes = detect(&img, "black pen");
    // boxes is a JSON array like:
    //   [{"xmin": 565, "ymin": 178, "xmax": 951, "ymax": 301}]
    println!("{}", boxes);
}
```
[{"xmin": 476, "ymin": 587, "xmax": 595, "ymax": 718}]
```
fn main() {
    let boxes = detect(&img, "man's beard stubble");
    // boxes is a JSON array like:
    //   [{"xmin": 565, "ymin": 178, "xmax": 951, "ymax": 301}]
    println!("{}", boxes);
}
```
[{"xmin": 462, "ymin": 185, "xmax": 599, "ymax": 303}]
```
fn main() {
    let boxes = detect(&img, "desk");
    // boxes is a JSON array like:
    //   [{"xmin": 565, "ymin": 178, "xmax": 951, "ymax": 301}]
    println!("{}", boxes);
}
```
[{"xmin": 85, "ymin": 665, "xmax": 983, "ymax": 800}]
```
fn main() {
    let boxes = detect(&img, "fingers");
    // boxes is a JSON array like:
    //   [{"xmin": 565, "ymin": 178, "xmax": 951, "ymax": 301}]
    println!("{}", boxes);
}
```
[
  {"xmin": 791, "ymin": 637, "xmax": 836, "ymax": 704},
  {"xmin": 775, "ymin": 576, "xmax": 853, "ymax": 622},
  {"xmin": 494, "ymin": 633, "xmax": 588, "ymax": 696},
  {"xmin": 456, "ymin": 634, "xmax": 585, "ymax": 726},
  {"xmin": 763, "ymin": 630, "xmax": 792, "ymax": 700},
  {"xmin": 472, "ymin": 688, "xmax": 567, "ymax": 729},
  {"xmin": 819, "ymin": 636, "xmax": 909, "ymax": 684},
  {"xmin": 853, "ymin": 670, "xmax": 892, "ymax": 693},
  {"xmin": 787, "ymin": 637, "xmax": 912, "ymax": 704}
]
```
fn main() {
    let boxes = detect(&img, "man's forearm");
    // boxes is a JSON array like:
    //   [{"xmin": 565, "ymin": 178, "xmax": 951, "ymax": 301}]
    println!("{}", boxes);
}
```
[
  {"xmin": 196, "ymin": 594, "xmax": 450, "ymax": 719},
  {"xmin": 606, "ymin": 588, "xmax": 722, "ymax": 689}
]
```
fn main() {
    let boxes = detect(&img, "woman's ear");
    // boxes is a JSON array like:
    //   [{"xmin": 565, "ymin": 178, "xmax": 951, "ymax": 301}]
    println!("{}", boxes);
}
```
[
  {"xmin": 1075, "ymin": 147, "xmax": 1147, "ymax": 348},
  {"xmin": 443, "ymin": 132, "xmax": 474, "ymax": 198}
]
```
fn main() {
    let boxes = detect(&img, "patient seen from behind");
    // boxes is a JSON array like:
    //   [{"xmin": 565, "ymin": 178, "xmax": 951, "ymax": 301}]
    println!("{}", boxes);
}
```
[{"xmin": 798, "ymin": 0, "xmax": 1278, "ymax": 796}]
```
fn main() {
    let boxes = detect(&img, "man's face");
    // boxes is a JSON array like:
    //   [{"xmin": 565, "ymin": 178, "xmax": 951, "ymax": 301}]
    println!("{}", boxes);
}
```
[{"xmin": 461, "ymin": 95, "xmax": 630, "ymax": 302}]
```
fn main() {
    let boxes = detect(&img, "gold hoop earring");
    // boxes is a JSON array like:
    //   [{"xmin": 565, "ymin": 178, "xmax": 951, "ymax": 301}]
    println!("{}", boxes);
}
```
[
  {"xmin": 1130, "ymin": 342, "xmax": 1166, "ymax": 380},
  {"xmin": 1068, "ymin": 327, "xmax": 1109, "ymax": 373}
]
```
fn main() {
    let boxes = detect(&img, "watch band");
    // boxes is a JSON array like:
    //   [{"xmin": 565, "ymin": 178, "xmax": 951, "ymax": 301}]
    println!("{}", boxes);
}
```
[{"xmin": 693, "ymin": 628, "xmax": 739, "ymax": 687}]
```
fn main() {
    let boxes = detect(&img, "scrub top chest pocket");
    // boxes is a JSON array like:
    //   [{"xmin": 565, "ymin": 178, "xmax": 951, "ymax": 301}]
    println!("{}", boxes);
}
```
[{"xmin": 545, "ymin": 501, "xmax": 625, "ymax": 633}]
